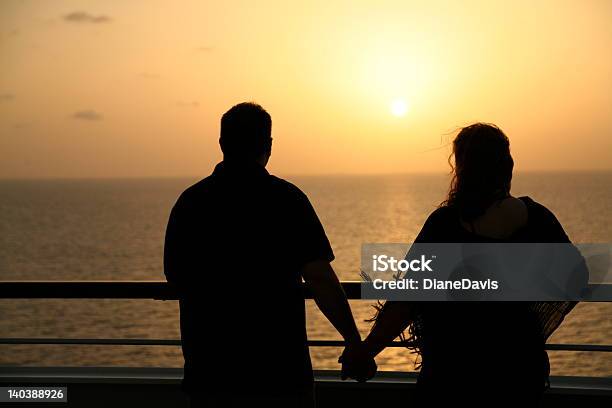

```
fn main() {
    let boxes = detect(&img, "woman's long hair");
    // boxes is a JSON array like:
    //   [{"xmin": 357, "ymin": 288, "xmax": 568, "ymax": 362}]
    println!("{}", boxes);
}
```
[{"xmin": 443, "ymin": 123, "xmax": 514, "ymax": 221}]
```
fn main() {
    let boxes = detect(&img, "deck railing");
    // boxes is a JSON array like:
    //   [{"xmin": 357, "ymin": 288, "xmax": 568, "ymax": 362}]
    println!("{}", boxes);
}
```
[{"xmin": 0, "ymin": 281, "xmax": 610, "ymax": 353}]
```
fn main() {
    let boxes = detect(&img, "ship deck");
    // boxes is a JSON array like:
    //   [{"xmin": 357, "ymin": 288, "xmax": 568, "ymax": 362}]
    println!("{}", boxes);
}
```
[{"xmin": 0, "ymin": 367, "xmax": 610, "ymax": 407}]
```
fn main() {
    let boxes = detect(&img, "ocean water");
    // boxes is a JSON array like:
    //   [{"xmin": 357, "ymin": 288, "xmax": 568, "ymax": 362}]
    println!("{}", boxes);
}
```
[{"xmin": 0, "ymin": 172, "xmax": 610, "ymax": 376}]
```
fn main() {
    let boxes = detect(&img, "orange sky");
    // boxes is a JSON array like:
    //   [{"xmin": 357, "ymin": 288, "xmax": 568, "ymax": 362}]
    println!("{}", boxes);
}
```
[{"xmin": 1, "ymin": 0, "xmax": 611, "ymax": 178}]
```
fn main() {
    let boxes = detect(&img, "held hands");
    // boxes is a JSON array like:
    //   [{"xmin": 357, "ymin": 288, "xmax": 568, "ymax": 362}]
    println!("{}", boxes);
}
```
[{"xmin": 338, "ymin": 342, "xmax": 377, "ymax": 382}]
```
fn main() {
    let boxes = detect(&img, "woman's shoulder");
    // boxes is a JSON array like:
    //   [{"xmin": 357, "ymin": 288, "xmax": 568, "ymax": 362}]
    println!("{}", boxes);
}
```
[
  {"xmin": 416, "ymin": 205, "xmax": 461, "ymax": 241},
  {"xmin": 425, "ymin": 205, "xmax": 458, "ymax": 224},
  {"xmin": 517, "ymin": 196, "xmax": 570, "ymax": 241},
  {"xmin": 518, "ymin": 196, "xmax": 557, "ymax": 220}
]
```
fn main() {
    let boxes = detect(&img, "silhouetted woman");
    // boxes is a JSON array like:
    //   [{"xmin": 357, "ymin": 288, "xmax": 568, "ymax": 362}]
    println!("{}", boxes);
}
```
[{"xmin": 358, "ymin": 123, "xmax": 579, "ymax": 406}]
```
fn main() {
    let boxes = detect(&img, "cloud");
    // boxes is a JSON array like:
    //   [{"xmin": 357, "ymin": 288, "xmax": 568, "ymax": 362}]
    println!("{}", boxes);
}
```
[
  {"xmin": 0, "ymin": 93, "xmax": 15, "ymax": 102},
  {"xmin": 72, "ymin": 110, "xmax": 103, "ymax": 121},
  {"xmin": 64, "ymin": 11, "xmax": 112, "ymax": 24}
]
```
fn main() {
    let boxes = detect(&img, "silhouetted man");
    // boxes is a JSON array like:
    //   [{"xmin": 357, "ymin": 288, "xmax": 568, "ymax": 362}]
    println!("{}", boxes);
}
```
[{"xmin": 164, "ymin": 102, "xmax": 365, "ymax": 407}]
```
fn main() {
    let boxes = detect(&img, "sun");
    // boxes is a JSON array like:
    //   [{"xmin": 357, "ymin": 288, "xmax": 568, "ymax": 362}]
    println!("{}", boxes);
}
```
[{"xmin": 390, "ymin": 98, "xmax": 409, "ymax": 117}]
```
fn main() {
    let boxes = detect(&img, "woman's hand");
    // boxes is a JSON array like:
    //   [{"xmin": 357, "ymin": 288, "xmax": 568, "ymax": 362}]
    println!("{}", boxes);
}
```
[{"xmin": 338, "ymin": 342, "xmax": 377, "ymax": 382}]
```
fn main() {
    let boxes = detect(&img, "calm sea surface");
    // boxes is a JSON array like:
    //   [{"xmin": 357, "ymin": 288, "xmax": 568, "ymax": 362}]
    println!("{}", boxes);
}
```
[{"xmin": 0, "ymin": 172, "xmax": 610, "ymax": 376}]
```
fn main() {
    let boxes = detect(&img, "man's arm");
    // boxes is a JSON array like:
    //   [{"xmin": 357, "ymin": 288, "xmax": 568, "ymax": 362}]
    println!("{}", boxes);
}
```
[
  {"xmin": 301, "ymin": 259, "xmax": 361, "ymax": 346},
  {"xmin": 292, "ymin": 188, "xmax": 375, "ymax": 380}
]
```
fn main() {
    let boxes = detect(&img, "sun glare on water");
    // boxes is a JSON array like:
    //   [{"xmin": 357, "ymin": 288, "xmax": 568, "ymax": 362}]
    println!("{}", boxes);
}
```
[{"xmin": 390, "ymin": 99, "xmax": 409, "ymax": 117}]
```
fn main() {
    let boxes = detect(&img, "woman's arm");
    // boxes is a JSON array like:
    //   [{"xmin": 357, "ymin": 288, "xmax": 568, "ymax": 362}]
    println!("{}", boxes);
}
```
[
  {"xmin": 362, "ymin": 208, "xmax": 447, "ymax": 357},
  {"xmin": 363, "ymin": 301, "xmax": 415, "ymax": 357}
]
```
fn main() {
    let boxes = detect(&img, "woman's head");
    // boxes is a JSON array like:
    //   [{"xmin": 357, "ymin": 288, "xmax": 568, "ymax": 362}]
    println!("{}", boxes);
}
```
[{"xmin": 444, "ymin": 123, "xmax": 514, "ymax": 221}]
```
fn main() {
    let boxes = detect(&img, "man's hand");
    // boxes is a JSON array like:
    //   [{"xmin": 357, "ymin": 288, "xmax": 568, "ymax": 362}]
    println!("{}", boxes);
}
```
[{"xmin": 338, "ymin": 342, "xmax": 377, "ymax": 382}]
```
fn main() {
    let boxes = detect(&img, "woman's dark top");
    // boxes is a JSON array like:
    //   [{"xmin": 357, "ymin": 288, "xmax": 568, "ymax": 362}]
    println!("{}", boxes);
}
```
[{"xmin": 411, "ymin": 196, "xmax": 571, "ymax": 394}]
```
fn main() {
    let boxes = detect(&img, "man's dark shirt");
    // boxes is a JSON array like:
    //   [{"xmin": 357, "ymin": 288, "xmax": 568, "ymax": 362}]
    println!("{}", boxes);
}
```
[{"xmin": 164, "ymin": 160, "xmax": 334, "ymax": 396}]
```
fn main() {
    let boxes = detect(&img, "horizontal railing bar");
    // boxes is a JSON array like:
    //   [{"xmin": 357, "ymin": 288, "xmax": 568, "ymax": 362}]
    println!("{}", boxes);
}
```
[
  {"xmin": 0, "ymin": 281, "xmax": 609, "ymax": 300},
  {"xmin": 0, "ymin": 338, "xmax": 610, "ymax": 352},
  {"xmin": 0, "ymin": 281, "xmax": 182, "ymax": 300},
  {"xmin": 0, "ymin": 338, "xmax": 181, "ymax": 346},
  {"xmin": 544, "ymin": 344, "xmax": 612, "ymax": 352}
]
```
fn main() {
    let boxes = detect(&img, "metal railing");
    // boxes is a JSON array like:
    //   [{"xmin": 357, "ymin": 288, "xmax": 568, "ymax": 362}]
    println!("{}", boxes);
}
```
[{"xmin": 0, "ymin": 281, "xmax": 610, "ymax": 353}]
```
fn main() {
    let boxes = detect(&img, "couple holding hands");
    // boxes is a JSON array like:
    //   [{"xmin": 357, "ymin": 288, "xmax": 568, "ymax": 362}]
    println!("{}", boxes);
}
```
[{"xmin": 165, "ymin": 102, "xmax": 575, "ymax": 407}]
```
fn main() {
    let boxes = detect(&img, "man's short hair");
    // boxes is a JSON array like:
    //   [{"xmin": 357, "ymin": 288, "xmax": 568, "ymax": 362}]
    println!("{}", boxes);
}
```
[{"xmin": 220, "ymin": 102, "xmax": 272, "ymax": 159}]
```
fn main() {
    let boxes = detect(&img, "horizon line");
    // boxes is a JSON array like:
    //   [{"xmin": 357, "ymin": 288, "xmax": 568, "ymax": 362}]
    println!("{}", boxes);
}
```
[{"xmin": 1, "ymin": 168, "xmax": 611, "ymax": 181}]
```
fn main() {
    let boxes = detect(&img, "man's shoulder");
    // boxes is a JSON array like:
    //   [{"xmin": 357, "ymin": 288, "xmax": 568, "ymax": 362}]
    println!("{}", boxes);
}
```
[
  {"xmin": 175, "ymin": 174, "xmax": 309, "ymax": 205},
  {"xmin": 174, "ymin": 176, "xmax": 216, "ymax": 207},
  {"xmin": 268, "ymin": 175, "xmax": 304, "ymax": 193},
  {"xmin": 267, "ymin": 175, "xmax": 311, "ymax": 203}
]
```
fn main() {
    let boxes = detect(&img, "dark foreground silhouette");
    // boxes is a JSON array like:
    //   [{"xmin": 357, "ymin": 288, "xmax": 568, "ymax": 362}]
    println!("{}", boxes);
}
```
[
  {"xmin": 341, "ymin": 123, "xmax": 585, "ymax": 407},
  {"xmin": 165, "ymin": 102, "xmax": 370, "ymax": 408}
]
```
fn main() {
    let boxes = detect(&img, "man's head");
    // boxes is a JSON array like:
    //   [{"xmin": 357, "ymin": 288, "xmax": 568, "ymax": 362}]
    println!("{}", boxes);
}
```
[{"xmin": 220, "ymin": 102, "xmax": 272, "ymax": 166}]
